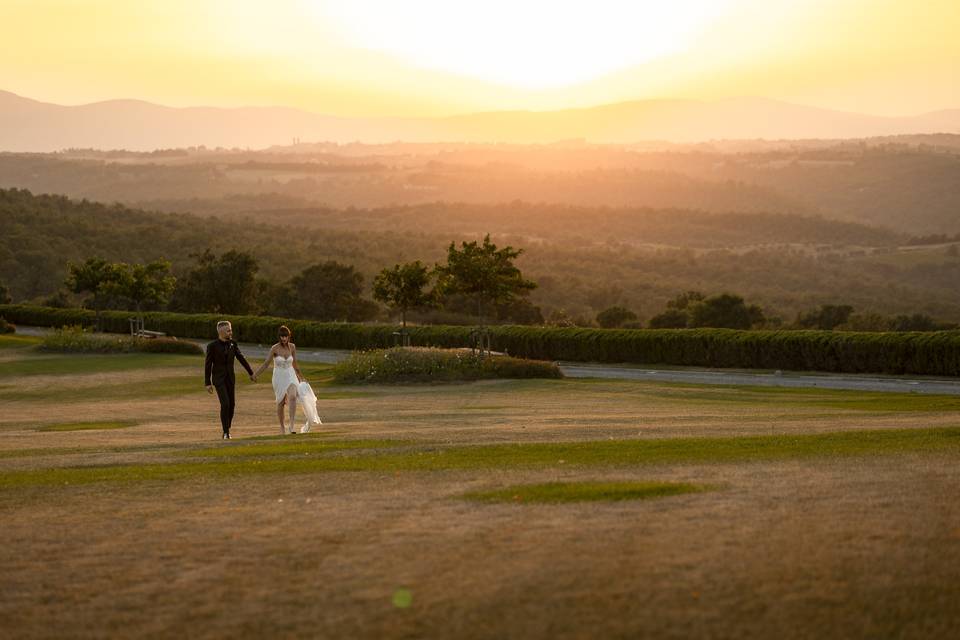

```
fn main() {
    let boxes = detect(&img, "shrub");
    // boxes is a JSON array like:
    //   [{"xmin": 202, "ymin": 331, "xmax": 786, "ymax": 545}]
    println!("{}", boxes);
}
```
[
  {"xmin": 37, "ymin": 326, "xmax": 202, "ymax": 355},
  {"xmin": 37, "ymin": 326, "xmax": 133, "ymax": 353},
  {"xmin": 596, "ymin": 306, "xmax": 638, "ymax": 329},
  {"xmin": 0, "ymin": 316, "xmax": 14, "ymax": 334},
  {"xmin": 332, "ymin": 347, "xmax": 562, "ymax": 384}
]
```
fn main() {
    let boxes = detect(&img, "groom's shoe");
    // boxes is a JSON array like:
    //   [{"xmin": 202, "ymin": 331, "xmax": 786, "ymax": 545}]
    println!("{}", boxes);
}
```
[{"xmin": 223, "ymin": 432, "xmax": 231, "ymax": 440}]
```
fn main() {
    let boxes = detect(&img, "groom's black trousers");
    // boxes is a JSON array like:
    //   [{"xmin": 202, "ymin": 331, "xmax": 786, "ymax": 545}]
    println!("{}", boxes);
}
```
[{"xmin": 214, "ymin": 380, "xmax": 236, "ymax": 434}]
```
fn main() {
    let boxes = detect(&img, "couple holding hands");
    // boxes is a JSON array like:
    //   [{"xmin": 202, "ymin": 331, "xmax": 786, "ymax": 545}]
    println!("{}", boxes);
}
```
[{"xmin": 204, "ymin": 321, "xmax": 322, "ymax": 439}]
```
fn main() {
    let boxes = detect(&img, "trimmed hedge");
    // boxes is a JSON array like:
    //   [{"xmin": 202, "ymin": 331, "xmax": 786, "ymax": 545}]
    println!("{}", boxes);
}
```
[{"xmin": 3, "ymin": 304, "xmax": 960, "ymax": 376}]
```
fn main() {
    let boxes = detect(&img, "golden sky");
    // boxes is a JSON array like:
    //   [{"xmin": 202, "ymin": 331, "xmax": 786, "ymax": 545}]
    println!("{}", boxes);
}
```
[{"xmin": 1, "ymin": 0, "xmax": 957, "ymax": 117}]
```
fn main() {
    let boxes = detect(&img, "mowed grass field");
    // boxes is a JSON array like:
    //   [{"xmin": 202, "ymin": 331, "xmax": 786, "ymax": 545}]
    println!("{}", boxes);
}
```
[{"xmin": 2, "ymin": 333, "xmax": 960, "ymax": 639}]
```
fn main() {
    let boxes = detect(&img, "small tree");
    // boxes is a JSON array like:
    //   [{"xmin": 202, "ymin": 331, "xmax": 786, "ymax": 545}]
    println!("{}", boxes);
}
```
[
  {"xmin": 169, "ymin": 249, "xmax": 259, "ymax": 315},
  {"xmin": 891, "ymin": 313, "xmax": 938, "ymax": 332},
  {"xmin": 373, "ymin": 261, "xmax": 434, "ymax": 328},
  {"xmin": 596, "ymin": 305, "xmax": 638, "ymax": 329},
  {"xmin": 65, "ymin": 257, "xmax": 125, "ymax": 331},
  {"xmin": 797, "ymin": 304, "xmax": 854, "ymax": 330},
  {"xmin": 688, "ymin": 293, "xmax": 764, "ymax": 329},
  {"xmin": 434, "ymin": 235, "xmax": 536, "ymax": 324},
  {"xmin": 107, "ymin": 260, "xmax": 176, "ymax": 329},
  {"xmin": 667, "ymin": 291, "xmax": 705, "ymax": 311},
  {"xmin": 649, "ymin": 308, "xmax": 688, "ymax": 329},
  {"xmin": 288, "ymin": 261, "xmax": 377, "ymax": 322}
]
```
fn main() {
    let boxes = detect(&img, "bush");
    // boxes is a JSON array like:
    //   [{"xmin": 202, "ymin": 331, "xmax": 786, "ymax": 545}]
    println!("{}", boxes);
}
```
[
  {"xmin": 332, "ymin": 347, "xmax": 562, "ymax": 384},
  {"xmin": 37, "ymin": 326, "xmax": 133, "ymax": 353},
  {"xmin": 37, "ymin": 326, "xmax": 202, "ymax": 355},
  {"xmin": 596, "ymin": 306, "xmax": 638, "ymax": 329},
  {"xmin": 0, "ymin": 316, "xmax": 14, "ymax": 334}
]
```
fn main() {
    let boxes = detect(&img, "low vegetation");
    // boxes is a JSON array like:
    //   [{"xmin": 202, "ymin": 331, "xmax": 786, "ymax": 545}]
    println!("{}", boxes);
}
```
[
  {"xmin": 36, "ymin": 326, "xmax": 203, "ymax": 355},
  {"xmin": 331, "ymin": 347, "xmax": 563, "ymax": 383}
]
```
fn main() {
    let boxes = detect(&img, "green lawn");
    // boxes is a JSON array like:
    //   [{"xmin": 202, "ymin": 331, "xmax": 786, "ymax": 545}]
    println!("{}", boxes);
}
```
[
  {"xmin": 0, "ymin": 352, "xmax": 198, "ymax": 378},
  {"xmin": 0, "ymin": 374, "xmax": 204, "ymax": 402},
  {"xmin": 3, "ymin": 427, "xmax": 959, "ymax": 490},
  {"xmin": 36, "ymin": 420, "xmax": 138, "ymax": 432}
]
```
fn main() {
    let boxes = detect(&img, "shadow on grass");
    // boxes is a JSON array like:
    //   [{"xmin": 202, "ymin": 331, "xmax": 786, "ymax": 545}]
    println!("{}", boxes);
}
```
[{"xmin": 3, "ymin": 427, "xmax": 960, "ymax": 489}]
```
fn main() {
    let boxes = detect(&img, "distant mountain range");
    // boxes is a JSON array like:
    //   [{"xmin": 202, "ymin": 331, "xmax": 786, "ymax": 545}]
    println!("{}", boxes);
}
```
[{"xmin": 1, "ymin": 90, "xmax": 958, "ymax": 151}]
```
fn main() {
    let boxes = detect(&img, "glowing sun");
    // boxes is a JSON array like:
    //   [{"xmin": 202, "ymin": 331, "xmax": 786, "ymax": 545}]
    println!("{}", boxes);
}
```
[{"xmin": 309, "ymin": 0, "xmax": 732, "ymax": 89}]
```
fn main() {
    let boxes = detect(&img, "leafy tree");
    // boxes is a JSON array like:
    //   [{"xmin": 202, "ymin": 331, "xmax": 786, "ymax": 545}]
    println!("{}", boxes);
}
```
[
  {"xmin": 667, "ymin": 291, "xmax": 705, "ymax": 311},
  {"xmin": 840, "ymin": 313, "xmax": 892, "ymax": 332},
  {"xmin": 649, "ymin": 309, "xmax": 688, "ymax": 329},
  {"xmin": 373, "ymin": 261, "xmax": 434, "ymax": 328},
  {"xmin": 169, "ymin": 249, "xmax": 259, "ymax": 315},
  {"xmin": 596, "ymin": 305, "xmax": 638, "ymax": 329},
  {"xmin": 255, "ymin": 279, "xmax": 292, "ymax": 317},
  {"xmin": 797, "ymin": 304, "xmax": 854, "ymax": 330},
  {"xmin": 434, "ymin": 235, "xmax": 536, "ymax": 323},
  {"xmin": 288, "ymin": 261, "xmax": 378, "ymax": 322},
  {"xmin": 0, "ymin": 279, "xmax": 10, "ymax": 305},
  {"xmin": 65, "ymin": 257, "xmax": 126, "ymax": 330},
  {"xmin": 648, "ymin": 291, "xmax": 704, "ymax": 328},
  {"xmin": 41, "ymin": 290, "xmax": 72, "ymax": 309},
  {"xmin": 688, "ymin": 293, "xmax": 764, "ymax": 329},
  {"xmin": 107, "ymin": 260, "xmax": 176, "ymax": 324},
  {"xmin": 495, "ymin": 298, "xmax": 544, "ymax": 325},
  {"xmin": 891, "ymin": 313, "xmax": 938, "ymax": 332}
]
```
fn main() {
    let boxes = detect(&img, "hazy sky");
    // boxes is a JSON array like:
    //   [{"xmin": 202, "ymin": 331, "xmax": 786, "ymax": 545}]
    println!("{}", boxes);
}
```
[{"xmin": 1, "ymin": 0, "xmax": 957, "ymax": 116}]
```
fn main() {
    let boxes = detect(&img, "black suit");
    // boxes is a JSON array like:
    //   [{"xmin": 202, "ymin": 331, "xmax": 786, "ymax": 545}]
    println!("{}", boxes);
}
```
[{"xmin": 204, "ymin": 339, "xmax": 254, "ymax": 435}]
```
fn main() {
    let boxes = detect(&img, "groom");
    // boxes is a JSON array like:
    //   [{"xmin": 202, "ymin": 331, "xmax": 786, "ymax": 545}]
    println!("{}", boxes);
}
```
[{"xmin": 205, "ymin": 321, "xmax": 254, "ymax": 439}]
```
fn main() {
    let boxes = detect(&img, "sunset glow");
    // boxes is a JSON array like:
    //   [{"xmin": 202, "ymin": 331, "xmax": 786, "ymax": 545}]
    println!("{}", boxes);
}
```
[
  {"xmin": 312, "ymin": 0, "xmax": 732, "ymax": 88},
  {"xmin": 0, "ymin": 0, "xmax": 958, "ymax": 116}
]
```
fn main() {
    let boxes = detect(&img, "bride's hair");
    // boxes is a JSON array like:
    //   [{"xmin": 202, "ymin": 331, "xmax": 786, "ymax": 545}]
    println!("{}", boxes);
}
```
[{"xmin": 278, "ymin": 325, "xmax": 291, "ymax": 339}]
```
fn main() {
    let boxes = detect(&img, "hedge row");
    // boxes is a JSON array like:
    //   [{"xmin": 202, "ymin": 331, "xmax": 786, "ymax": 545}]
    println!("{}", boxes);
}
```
[{"xmin": 3, "ymin": 304, "xmax": 960, "ymax": 376}]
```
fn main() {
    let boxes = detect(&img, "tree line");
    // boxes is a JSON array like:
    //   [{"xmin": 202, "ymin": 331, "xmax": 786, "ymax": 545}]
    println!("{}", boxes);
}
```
[
  {"xmin": 4, "ymin": 187, "xmax": 960, "ymax": 325},
  {"xmin": 44, "ymin": 235, "xmax": 539, "ymax": 330}
]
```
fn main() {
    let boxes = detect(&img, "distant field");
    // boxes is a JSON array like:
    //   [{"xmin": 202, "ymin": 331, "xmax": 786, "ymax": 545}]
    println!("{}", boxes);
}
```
[{"xmin": 2, "ymin": 340, "xmax": 960, "ymax": 638}]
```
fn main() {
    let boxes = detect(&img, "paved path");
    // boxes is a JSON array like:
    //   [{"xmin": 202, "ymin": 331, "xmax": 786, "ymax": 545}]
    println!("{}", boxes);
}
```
[
  {"xmin": 560, "ymin": 363, "xmax": 960, "ymax": 395},
  {"xmin": 15, "ymin": 326, "xmax": 960, "ymax": 395}
]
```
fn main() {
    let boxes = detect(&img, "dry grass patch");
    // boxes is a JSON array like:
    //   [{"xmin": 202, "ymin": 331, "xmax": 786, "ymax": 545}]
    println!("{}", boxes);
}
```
[{"xmin": 36, "ymin": 420, "xmax": 138, "ymax": 432}]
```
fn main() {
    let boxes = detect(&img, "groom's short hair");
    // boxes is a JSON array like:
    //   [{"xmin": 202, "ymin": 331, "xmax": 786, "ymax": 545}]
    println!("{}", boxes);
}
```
[{"xmin": 217, "ymin": 321, "xmax": 231, "ymax": 331}]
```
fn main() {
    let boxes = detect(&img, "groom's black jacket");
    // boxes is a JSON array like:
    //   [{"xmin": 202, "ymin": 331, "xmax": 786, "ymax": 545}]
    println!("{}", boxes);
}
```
[{"xmin": 204, "ymin": 339, "xmax": 254, "ymax": 386}]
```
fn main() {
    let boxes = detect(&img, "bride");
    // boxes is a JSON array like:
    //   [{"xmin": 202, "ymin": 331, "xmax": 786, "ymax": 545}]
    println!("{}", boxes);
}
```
[{"xmin": 253, "ymin": 325, "xmax": 321, "ymax": 434}]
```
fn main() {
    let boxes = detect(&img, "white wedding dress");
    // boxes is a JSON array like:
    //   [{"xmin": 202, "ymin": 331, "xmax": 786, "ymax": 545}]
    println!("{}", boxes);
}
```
[{"xmin": 272, "ymin": 355, "xmax": 322, "ymax": 433}]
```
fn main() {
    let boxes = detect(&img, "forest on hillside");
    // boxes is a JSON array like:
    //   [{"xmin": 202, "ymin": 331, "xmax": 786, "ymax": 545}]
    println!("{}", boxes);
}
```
[
  {"xmin": 1, "ymin": 139, "xmax": 959, "ymax": 234},
  {"xmin": 2, "ymin": 188, "xmax": 959, "ymax": 324}
]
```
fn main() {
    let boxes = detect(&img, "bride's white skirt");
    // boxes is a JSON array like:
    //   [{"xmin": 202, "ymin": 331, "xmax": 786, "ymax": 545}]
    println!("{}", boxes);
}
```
[
  {"xmin": 272, "ymin": 365, "xmax": 300, "ymax": 404},
  {"xmin": 297, "ymin": 381, "xmax": 323, "ymax": 433}
]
